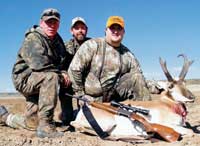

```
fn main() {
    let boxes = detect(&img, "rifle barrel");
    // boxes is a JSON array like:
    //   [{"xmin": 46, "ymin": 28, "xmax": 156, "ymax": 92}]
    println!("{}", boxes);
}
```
[{"xmin": 111, "ymin": 101, "xmax": 149, "ymax": 115}]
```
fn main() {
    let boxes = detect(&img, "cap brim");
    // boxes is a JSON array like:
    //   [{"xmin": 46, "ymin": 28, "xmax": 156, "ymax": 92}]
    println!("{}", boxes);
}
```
[
  {"xmin": 107, "ymin": 23, "xmax": 124, "ymax": 29},
  {"xmin": 71, "ymin": 20, "xmax": 86, "ymax": 27},
  {"xmin": 42, "ymin": 16, "xmax": 60, "ymax": 21}
]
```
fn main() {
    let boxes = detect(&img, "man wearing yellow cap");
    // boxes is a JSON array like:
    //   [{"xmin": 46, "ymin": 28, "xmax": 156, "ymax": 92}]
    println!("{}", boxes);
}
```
[{"xmin": 68, "ymin": 16, "xmax": 153, "ymax": 104}]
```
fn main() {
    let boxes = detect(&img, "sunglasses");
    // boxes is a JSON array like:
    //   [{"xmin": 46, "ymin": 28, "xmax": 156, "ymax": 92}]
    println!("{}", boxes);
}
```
[{"xmin": 109, "ymin": 24, "xmax": 123, "ymax": 31}]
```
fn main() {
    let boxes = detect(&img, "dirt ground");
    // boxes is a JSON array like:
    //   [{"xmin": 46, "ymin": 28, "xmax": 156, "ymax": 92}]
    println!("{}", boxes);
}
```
[{"xmin": 0, "ymin": 84, "xmax": 200, "ymax": 146}]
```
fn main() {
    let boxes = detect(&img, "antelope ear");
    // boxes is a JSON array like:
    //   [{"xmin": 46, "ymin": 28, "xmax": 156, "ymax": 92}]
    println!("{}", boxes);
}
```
[{"xmin": 157, "ymin": 81, "xmax": 167, "ymax": 90}]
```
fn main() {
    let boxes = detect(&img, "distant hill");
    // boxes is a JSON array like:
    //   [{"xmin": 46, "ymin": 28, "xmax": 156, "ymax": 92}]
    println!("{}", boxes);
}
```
[
  {"xmin": 186, "ymin": 79, "xmax": 200, "ymax": 85},
  {"xmin": 147, "ymin": 78, "xmax": 200, "ymax": 85},
  {"xmin": 0, "ymin": 79, "xmax": 199, "ymax": 96},
  {"xmin": 0, "ymin": 92, "xmax": 22, "ymax": 97}
]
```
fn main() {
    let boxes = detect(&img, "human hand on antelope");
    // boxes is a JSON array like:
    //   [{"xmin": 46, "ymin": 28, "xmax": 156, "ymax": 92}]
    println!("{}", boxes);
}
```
[
  {"xmin": 61, "ymin": 72, "xmax": 71, "ymax": 88},
  {"xmin": 78, "ymin": 94, "xmax": 94, "ymax": 107}
]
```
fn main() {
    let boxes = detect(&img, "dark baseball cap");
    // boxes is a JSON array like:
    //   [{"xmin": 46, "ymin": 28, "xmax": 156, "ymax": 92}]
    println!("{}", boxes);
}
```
[{"xmin": 41, "ymin": 8, "xmax": 60, "ymax": 21}]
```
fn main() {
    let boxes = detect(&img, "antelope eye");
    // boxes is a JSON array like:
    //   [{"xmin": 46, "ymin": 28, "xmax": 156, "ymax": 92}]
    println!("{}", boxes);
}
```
[{"xmin": 168, "ymin": 83, "xmax": 174, "ymax": 89}]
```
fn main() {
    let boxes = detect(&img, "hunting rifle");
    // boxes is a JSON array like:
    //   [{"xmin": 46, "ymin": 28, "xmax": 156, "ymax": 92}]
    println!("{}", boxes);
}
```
[{"xmin": 66, "ymin": 93, "xmax": 180, "ymax": 142}]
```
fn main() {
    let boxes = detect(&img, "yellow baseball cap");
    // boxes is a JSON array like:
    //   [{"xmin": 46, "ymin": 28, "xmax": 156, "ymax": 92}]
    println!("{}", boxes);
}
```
[{"xmin": 106, "ymin": 16, "xmax": 124, "ymax": 28}]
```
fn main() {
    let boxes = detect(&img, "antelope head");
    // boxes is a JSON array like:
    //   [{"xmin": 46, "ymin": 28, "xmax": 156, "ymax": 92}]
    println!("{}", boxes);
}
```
[{"xmin": 159, "ymin": 54, "xmax": 195, "ymax": 103}]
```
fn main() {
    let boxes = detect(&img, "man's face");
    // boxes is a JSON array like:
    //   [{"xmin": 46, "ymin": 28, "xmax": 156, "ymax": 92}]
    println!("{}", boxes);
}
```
[
  {"xmin": 105, "ymin": 24, "xmax": 124, "ymax": 45},
  {"xmin": 40, "ymin": 18, "xmax": 59, "ymax": 38},
  {"xmin": 71, "ymin": 22, "xmax": 87, "ymax": 41}
]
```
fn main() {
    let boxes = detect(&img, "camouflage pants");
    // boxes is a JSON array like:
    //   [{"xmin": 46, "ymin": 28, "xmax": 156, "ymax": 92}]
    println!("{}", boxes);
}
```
[
  {"xmin": 10, "ymin": 72, "xmax": 73, "ymax": 129},
  {"xmin": 108, "ymin": 72, "xmax": 151, "ymax": 102}
]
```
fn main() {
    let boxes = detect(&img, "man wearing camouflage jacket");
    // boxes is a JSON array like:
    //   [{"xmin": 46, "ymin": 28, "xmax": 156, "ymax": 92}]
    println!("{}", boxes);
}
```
[
  {"xmin": 68, "ymin": 16, "xmax": 158, "ymax": 104},
  {"xmin": 64, "ymin": 17, "xmax": 91, "ymax": 109},
  {"xmin": 65, "ymin": 17, "xmax": 90, "ymax": 63},
  {"xmin": 0, "ymin": 8, "xmax": 73, "ymax": 138}
]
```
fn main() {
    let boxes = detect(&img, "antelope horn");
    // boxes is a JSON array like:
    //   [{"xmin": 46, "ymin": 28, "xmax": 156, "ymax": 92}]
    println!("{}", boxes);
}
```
[
  {"xmin": 178, "ymin": 54, "xmax": 194, "ymax": 81},
  {"xmin": 159, "ymin": 57, "xmax": 174, "ymax": 81}
]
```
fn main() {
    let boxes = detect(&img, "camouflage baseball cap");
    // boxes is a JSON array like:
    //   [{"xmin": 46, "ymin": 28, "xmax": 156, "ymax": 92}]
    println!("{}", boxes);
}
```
[
  {"xmin": 41, "ymin": 8, "xmax": 60, "ymax": 21},
  {"xmin": 106, "ymin": 16, "xmax": 124, "ymax": 28},
  {"xmin": 71, "ymin": 17, "xmax": 87, "ymax": 27}
]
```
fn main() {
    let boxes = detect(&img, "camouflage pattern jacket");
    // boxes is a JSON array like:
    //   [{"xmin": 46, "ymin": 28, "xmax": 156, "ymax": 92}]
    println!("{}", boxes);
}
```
[
  {"xmin": 12, "ymin": 25, "xmax": 71, "ymax": 90},
  {"xmin": 64, "ymin": 38, "xmax": 90, "ymax": 62},
  {"xmin": 68, "ymin": 37, "xmax": 149, "ymax": 97}
]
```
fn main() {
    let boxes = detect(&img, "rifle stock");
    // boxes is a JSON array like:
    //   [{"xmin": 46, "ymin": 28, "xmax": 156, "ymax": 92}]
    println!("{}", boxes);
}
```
[
  {"xmin": 130, "ymin": 113, "xmax": 180, "ymax": 142},
  {"xmin": 90, "ymin": 102, "xmax": 180, "ymax": 142}
]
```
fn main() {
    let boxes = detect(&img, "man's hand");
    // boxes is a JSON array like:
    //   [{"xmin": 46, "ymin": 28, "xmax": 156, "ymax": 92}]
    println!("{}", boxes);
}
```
[
  {"xmin": 62, "ymin": 72, "xmax": 71, "ymax": 88},
  {"xmin": 78, "ymin": 95, "xmax": 94, "ymax": 107}
]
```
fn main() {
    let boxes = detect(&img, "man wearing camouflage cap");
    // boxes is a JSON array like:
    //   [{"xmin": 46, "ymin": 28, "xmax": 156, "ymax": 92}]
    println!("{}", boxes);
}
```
[
  {"xmin": 0, "ymin": 8, "xmax": 73, "ymax": 138},
  {"xmin": 68, "ymin": 16, "xmax": 159, "ymax": 104}
]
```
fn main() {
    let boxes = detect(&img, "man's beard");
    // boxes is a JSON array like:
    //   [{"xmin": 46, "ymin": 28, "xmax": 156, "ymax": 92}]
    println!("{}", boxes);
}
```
[{"xmin": 76, "ymin": 34, "xmax": 86, "ymax": 41}]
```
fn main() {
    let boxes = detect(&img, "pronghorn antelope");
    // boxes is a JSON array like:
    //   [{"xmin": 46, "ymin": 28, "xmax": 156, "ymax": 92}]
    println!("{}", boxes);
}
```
[
  {"xmin": 70, "ymin": 54, "xmax": 195, "ymax": 141},
  {"xmin": 156, "ymin": 54, "xmax": 195, "ymax": 103}
]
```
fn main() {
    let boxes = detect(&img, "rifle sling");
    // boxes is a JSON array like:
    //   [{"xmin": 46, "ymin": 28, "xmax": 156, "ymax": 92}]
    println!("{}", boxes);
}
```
[
  {"xmin": 82, "ymin": 104, "xmax": 109, "ymax": 139},
  {"xmin": 97, "ymin": 39, "xmax": 122, "ymax": 102}
]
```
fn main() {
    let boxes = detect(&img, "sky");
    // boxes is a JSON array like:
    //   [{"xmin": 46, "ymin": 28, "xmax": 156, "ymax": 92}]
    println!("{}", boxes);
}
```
[{"xmin": 1, "ymin": 0, "xmax": 200, "ymax": 92}]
